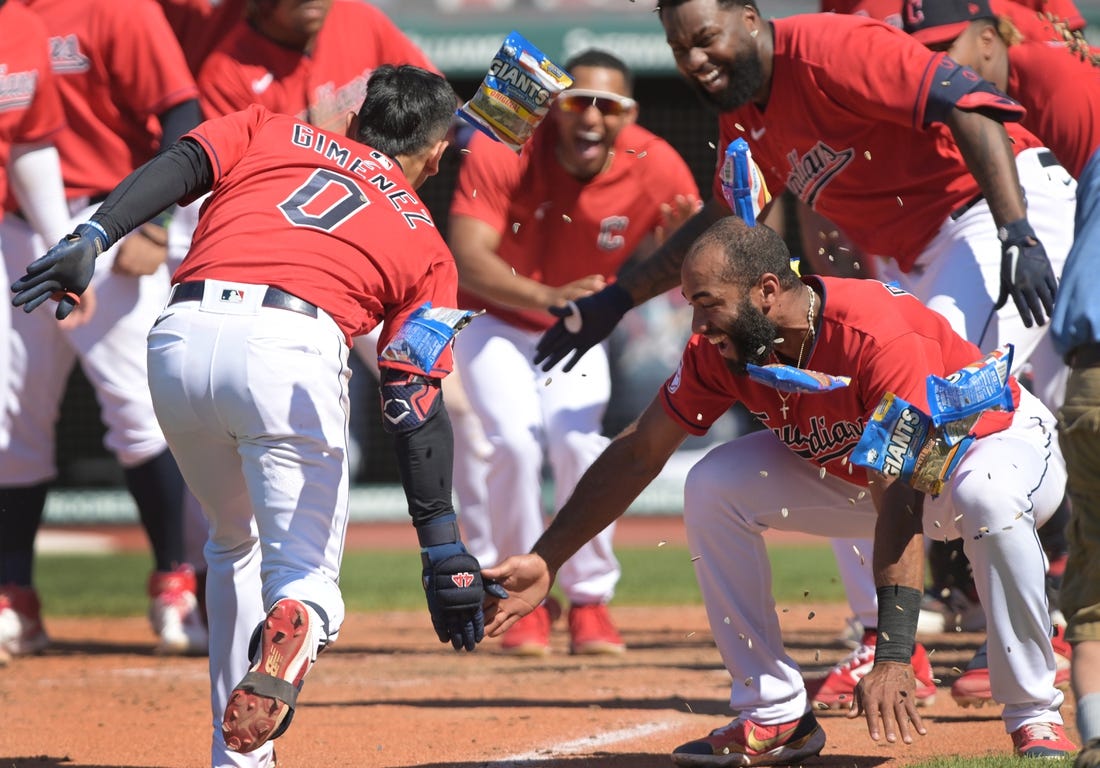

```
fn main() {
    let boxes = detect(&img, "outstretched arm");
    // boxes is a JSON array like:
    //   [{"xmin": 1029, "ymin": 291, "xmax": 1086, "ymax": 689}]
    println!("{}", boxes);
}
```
[{"xmin": 484, "ymin": 397, "xmax": 688, "ymax": 633}]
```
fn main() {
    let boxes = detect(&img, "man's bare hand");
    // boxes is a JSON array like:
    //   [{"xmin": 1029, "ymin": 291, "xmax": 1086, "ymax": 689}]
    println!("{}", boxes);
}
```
[
  {"xmin": 655, "ymin": 194, "xmax": 701, "ymax": 245},
  {"xmin": 113, "ymin": 228, "xmax": 167, "ymax": 276},
  {"xmin": 546, "ymin": 274, "xmax": 607, "ymax": 312},
  {"xmin": 849, "ymin": 661, "xmax": 928, "ymax": 744},
  {"xmin": 481, "ymin": 554, "xmax": 554, "ymax": 636}
]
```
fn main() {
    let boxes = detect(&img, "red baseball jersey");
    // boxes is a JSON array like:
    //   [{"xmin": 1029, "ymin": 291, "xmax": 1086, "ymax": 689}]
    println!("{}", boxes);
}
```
[
  {"xmin": 156, "ymin": 0, "xmax": 246, "ymax": 75},
  {"xmin": 197, "ymin": 0, "xmax": 436, "ymax": 132},
  {"xmin": 1005, "ymin": 41, "xmax": 1100, "ymax": 179},
  {"xmin": 22, "ymin": 0, "xmax": 198, "ymax": 200},
  {"xmin": 660, "ymin": 277, "xmax": 1019, "ymax": 485},
  {"xmin": 713, "ymin": 14, "xmax": 1040, "ymax": 271},
  {"xmin": 0, "ymin": 2, "xmax": 66, "ymax": 216},
  {"xmin": 1011, "ymin": 0, "xmax": 1086, "ymax": 29},
  {"xmin": 450, "ymin": 122, "xmax": 700, "ymax": 332},
  {"xmin": 175, "ymin": 105, "xmax": 458, "ymax": 371}
]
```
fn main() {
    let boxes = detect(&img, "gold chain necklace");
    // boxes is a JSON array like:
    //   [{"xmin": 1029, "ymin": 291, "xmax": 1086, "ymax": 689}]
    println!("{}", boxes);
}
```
[{"xmin": 777, "ymin": 285, "xmax": 816, "ymax": 420}]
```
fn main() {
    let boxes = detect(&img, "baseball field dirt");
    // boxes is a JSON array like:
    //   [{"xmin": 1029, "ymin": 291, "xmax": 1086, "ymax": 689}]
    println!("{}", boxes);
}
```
[{"xmin": 0, "ymin": 517, "xmax": 1082, "ymax": 767}]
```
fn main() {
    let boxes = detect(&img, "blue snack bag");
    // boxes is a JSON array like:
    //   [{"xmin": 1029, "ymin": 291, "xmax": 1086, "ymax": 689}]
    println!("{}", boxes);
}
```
[
  {"xmin": 851, "ymin": 392, "xmax": 976, "ymax": 497},
  {"xmin": 927, "ymin": 344, "xmax": 1015, "ymax": 430},
  {"xmin": 746, "ymin": 363, "xmax": 850, "ymax": 394},
  {"xmin": 456, "ymin": 31, "xmax": 572, "ymax": 152},
  {"xmin": 380, "ymin": 304, "xmax": 482, "ymax": 374},
  {"xmin": 719, "ymin": 137, "xmax": 771, "ymax": 226}
]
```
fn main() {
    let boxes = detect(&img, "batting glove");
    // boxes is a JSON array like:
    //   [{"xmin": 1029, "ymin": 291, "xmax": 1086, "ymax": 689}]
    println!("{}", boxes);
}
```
[
  {"xmin": 422, "ymin": 535, "xmax": 504, "ymax": 652},
  {"xmin": 996, "ymin": 218, "xmax": 1057, "ymax": 328},
  {"xmin": 10, "ymin": 222, "xmax": 107, "ymax": 320},
  {"xmin": 534, "ymin": 282, "xmax": 634, "ymax": 372}
]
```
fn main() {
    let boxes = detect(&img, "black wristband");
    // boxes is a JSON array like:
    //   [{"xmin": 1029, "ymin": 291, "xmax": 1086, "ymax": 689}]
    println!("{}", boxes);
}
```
[
  {"xmin": 416, "ymin": 516, "xmax": 460, "ymax": 548},
  {"xmin": 874, "ymin": 585, "xmax": 922, "ymax": 663}
]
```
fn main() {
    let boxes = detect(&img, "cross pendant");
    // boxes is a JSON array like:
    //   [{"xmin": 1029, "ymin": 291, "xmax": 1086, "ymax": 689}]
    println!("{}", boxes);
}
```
[{"xmin": 779, "ymin": 401, "xmax": 789, "ymax": 419}]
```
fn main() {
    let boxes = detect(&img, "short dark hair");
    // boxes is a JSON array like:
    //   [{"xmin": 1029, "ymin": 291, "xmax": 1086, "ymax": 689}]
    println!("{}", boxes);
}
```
[
  {"xmin": 690, "ymin": 217, "xmax": 800, "ymax": 291},
  {"xmin": 564, "ymin": 49, "xmax": 635, "ymax": 92},
  {"xmin": 656, "ymin": 0, "xmax": 754, "ymax": 18},
  {"xmin": 355, "ymin": 65, "xmax": 458, "ymax": 158}
]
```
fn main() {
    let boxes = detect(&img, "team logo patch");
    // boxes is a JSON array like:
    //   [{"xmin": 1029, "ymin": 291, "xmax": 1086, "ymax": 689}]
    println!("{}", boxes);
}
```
[
  {"xmin": 220, "ymin": 289, "xmax": 245, "ymax": 303},
  {"xmin": 451, "ymin": 572, "xmax": 475, "ymax": 588}
]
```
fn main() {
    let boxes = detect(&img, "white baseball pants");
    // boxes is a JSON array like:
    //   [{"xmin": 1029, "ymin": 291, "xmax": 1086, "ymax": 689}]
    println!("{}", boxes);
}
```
[
  {"xmin": 146, "ymin": 281, "xmax": 351, "ymax": 768},
  {"xmin": 686, "ymin": 389, "xmax": 1066, "ymax": 732},
  {"xmin": 454, "ymin": 313, "xmax": 619, "ymax": 603}
]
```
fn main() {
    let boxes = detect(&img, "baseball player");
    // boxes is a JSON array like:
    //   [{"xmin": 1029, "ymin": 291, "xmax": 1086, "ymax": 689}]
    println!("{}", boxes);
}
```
[
  {"xmin": 485, "ymin": 216, "xmax": 1075, "ymax": 763},
  {"xmin": 1, "ymin": 0, "xmax": 208, "ymax": 656},
  {"xmin": 448, "ymin": 49, "xmax": 700, "ymax": 656},
  {"xmin": 11, "ymin": 64, "xmax": 496, "ymax": 768},
  {"xmin": 0, "ymin": 0, "xmax": 75, "ymax": 663},
  {"xmin": 901, "ymin": 0, "xmax": 1100, "ymax": 728},
  {"xmin": 533, "ymin": 0, "xmax": 1077, "ymax": 705}
]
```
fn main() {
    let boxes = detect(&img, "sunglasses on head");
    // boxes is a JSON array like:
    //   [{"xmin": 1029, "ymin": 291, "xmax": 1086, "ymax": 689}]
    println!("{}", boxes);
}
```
[{"xmin": 556, "ymin": 89, "xmax": 636, "ymax": 116}]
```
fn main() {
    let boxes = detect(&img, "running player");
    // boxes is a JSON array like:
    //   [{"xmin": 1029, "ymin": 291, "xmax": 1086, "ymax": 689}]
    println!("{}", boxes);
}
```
[{"xmin": 11, "ymin": 64, "xmax": 495, "ymax": 768}]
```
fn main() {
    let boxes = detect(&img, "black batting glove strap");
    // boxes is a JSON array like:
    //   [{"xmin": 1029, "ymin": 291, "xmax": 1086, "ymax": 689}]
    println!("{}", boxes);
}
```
[
  {"xmin": 873, "ymin": 585, "xmax": 923, "ymax": 663},
  {"xmin": 996, "ymin": 218, "xmax": 1057, "ymax": 328},
  {"xmin": 421, "ymin": 542, "xmax": 487, "ymax": 652},
  {"xmin": 10, "ymin": 222, "xmax": 107, "ymax": 319},
  {"xmin": 534, "ymin": 282, "xmax": 634, "ymax": 373}
]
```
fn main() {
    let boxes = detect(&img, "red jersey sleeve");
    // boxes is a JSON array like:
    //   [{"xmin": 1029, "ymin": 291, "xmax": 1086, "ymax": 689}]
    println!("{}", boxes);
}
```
[
  {"xmin": 183, "ymin": 104, "xmax": 263, "ymax": 188},
  {"xmin": 2, "ymin": 5, "xmax": 65, "ymax": 146},
  {"xmin": 659, "ymin": 338, "xmax": 742, "ymax": 436},
  {"xmin": 449, "ymin": 130, "xmax": 523, "ymax": 233},
  {"xmin": 376, "ymin": 257, "xmax": 461, "ymax": 378},
  {"xmin": 101, "ymin": 0, "xmax": 198, "ymax": 116}
]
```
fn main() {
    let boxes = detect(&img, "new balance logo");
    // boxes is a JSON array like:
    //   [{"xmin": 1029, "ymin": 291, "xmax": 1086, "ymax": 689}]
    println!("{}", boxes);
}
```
[
  {"xmin": 451, "ymin": 572, "xmax": 474, "ymax": 588},
  {"xmin": 264, "ymin": 649, "xmax": 283, "ymax": 676}
]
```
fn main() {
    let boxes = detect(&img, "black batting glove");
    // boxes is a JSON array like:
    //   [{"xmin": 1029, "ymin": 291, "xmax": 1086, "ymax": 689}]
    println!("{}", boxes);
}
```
[
  {"xmin": 534, "ymin": 282, "xmax": 634, "ymax": 372},
  {"xmin": 421, "ymin": 540, "xmax": 501, "ymax": 651},
  {"xmin": 995, "ymin": 218, "xmax": 1057, "ymax": 328},
  {"xmin": 11, "ymin": 222, "xmax": 108, "ymax": 319}
]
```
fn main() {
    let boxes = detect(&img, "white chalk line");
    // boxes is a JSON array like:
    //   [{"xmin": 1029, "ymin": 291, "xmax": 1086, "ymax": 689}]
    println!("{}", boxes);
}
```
[{"xmin": 485, "ymin": 719, "xmax": 680, "ymax": 766}]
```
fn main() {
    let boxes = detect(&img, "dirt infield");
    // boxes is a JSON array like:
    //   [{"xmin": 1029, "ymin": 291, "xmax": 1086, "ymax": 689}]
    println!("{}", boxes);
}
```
[{"xmin": 1, "ymin": 518, "xmax": 1083, "ymax": 768}]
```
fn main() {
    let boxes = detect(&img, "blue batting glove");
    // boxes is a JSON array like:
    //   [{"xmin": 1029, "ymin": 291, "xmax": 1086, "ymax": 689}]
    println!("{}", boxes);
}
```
[
  {"xmin": 534, "ymin": 282, "xmax": 634, "ymax": 373},
  {"xmin": 11, "ymin": 222, "xmax": 107, "ymax": 319},
  {"xmin": 421, "ymin": 538, "xmax": 490, "ymax": 652}
]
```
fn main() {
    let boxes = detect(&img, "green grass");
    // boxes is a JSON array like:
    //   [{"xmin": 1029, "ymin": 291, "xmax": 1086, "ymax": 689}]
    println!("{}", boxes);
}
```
[
  {"xmin": 908, "ymin": 758, "xmax": 1075, "ymax": 768},
  {"xmin": 33, "ymin": 542, "xmax": 845, "ymax": 616}
]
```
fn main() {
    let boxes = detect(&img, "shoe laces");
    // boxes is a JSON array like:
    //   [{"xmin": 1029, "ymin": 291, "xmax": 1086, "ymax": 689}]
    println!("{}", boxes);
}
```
[{"xmin": 1017, "ymin": 723, "xmax": 1063, "ymax": 743}]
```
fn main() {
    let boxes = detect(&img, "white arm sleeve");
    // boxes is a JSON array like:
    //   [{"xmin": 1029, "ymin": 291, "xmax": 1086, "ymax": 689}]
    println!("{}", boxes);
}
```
[{"xmin": 8, "ymin": 142, "xmax": 71, "ymax": 244}]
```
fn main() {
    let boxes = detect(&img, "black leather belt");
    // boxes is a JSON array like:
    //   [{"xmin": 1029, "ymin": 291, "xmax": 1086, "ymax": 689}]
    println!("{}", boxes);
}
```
[
  {"xmin": 1069, "ymin": 342, "xmax": 1100, "ymax": 368},
  {"xmin": 950, "ymin": 194, "xmax": 984, "ymax": 221},
  {"xmin": 168, "ymin": 281, "xmax": 318, "ymax": 318}
]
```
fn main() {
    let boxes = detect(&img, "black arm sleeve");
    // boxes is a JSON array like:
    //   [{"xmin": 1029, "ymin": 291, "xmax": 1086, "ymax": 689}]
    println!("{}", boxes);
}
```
[
  {"xmin": 381, "ymin": 369, "xmax": 457, "ymax": 527},
  {"xmin": 157, "ymin": 98, "xmax": 203, "ymax": 150},
  {"xmin": 89, "ymin": 138, "xmax": 213, "ymax": 246}
]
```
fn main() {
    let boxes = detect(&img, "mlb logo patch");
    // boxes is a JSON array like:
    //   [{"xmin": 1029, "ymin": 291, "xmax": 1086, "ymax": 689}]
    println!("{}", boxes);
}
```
[{"xmin": 220, "ymin": 289, "xmax": 245, "ymax": 303}]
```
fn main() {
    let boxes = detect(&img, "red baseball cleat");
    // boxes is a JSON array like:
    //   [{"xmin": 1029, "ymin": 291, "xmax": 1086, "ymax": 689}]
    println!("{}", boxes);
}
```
[
  {"xmin": 1012, "ymin": 722, "xmax": 1077, "ymax": 757},
  {"xmin": 951, "ymin": 625, "xmax": 1071, "ymax": 708},
  {"xmin": 672, "ymin": 710, "xmax": 826, "ymax": 767},
  {"xmin": 568, "ymin": 603, "xmax": 625, "ymax": 655},
  {"xmin": 222, "ymin": 598, "xmax": 319, "ymax": 753}
]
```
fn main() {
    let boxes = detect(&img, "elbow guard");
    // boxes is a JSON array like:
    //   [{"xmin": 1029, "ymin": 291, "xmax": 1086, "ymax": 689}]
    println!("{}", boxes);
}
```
[
  {"xmin": 923, "ymin": 56, "xmax": 1025, "ymax": 127},
  {"xmin": 380, "ymin": 369, "xmax": 443, "ymax": 434}
]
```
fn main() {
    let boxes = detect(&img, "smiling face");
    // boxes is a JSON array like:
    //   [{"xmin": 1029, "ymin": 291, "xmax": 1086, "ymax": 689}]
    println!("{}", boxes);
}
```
[
  {"xmin": 682, "ymin": 241, "xmax": 778, "ymax": 374},
  {"xmin": 551, "ymin": 64, "xmax": 637, "ymax": 179},
  {"xmin": 661, "ymin": 0, "xmax": 767, "ymax": 112}
]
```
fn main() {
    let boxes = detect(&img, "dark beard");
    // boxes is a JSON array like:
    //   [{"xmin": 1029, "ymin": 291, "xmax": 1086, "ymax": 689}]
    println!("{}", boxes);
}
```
[
  {"xmin": 721, "ymin": 296, "xmax": 779, "ymax": 376},
  {"xmin": 687, "ymin": 48, "xmax": 766, "ymax": 113}
]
